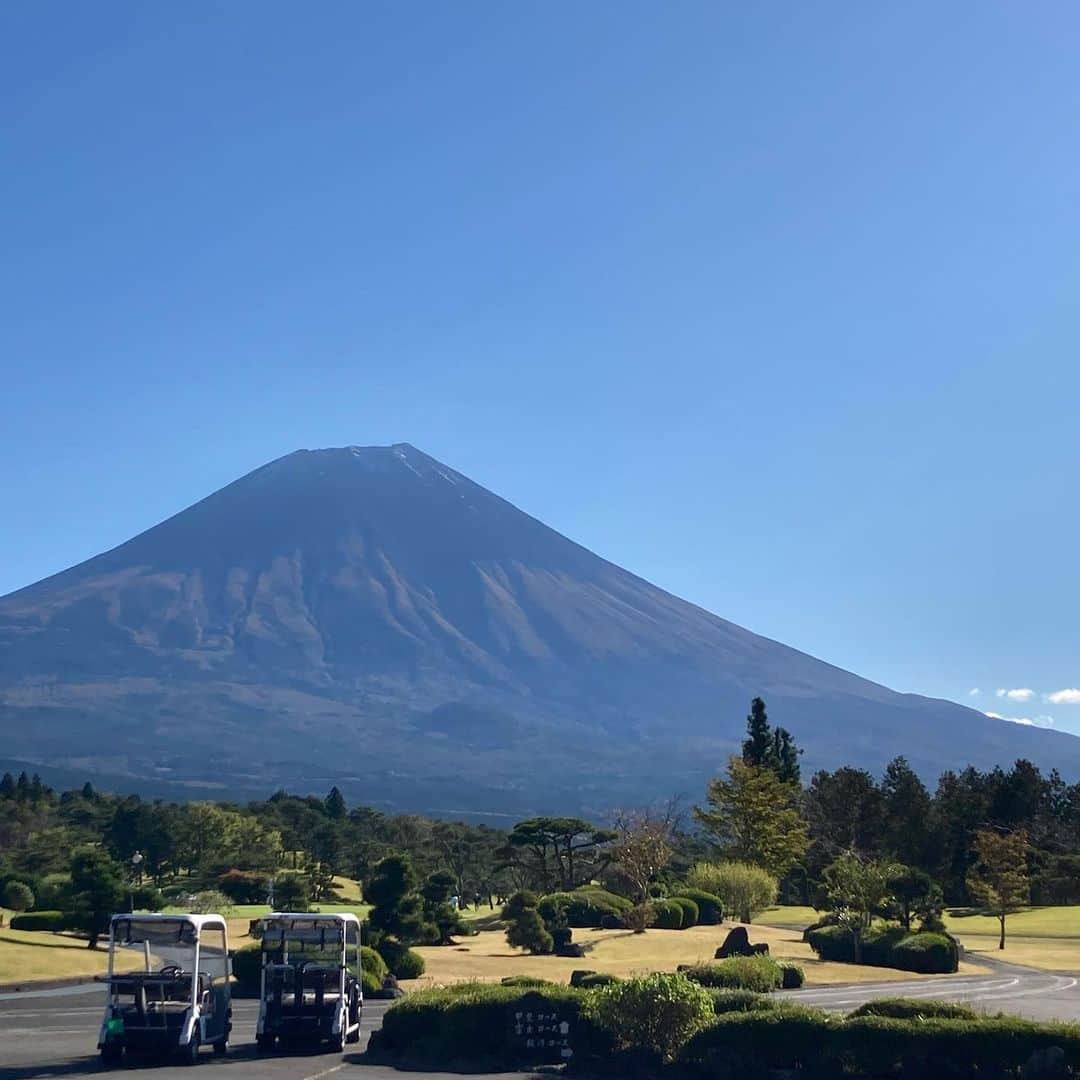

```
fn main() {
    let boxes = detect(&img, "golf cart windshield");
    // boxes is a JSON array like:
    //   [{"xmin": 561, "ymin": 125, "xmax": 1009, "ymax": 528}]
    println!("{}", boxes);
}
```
[
  {"xmin": 260, "ymin": 917, "xmax": 353, "ymax": 966},
  {"xmin": 109, "ymin": 917, "xmax": 228, "ymax": 981}
]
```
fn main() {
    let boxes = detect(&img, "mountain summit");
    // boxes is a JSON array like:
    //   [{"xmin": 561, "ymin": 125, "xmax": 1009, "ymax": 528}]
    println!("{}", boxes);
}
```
[{"xmin": 2, "ymin": 444, "xmax": 1077, "ymax": 814}]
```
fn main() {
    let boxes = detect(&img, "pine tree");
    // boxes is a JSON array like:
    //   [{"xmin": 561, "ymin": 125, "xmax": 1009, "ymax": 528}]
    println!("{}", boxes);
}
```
[
  {"xmin": 324, "ymin": 786, "xmax": 347, "ymax": 820},
  {"xmin": 741, "ymin": 698, "xmax": 772, "ymax": 768}
]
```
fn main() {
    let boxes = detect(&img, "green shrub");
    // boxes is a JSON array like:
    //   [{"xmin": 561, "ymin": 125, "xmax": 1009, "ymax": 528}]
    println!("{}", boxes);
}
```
[
  {"xmin": 2, "ymin": 881, "xmax": 34, "ymax": 913},
  {"xmin": 835, "ymin": 1015, "xmax": 1080, "ymax": 1076},
  {"xmin": 551, "ymin": 926, "xmax": 573, "ymax": 950},
  {"xmin": 778, "ymin": 961, "xmax": 805, "ymax": 989},
  {"xmin": 217, "ymin": 868, "xmax": 270, "ymax": 904},
  {"xmin": 679, "ymin": 1010, "xmax": 1080, "ymax": 1077},
  {"xmin": 506, "ymin": 907, "xmax": 553, "ymax": 955},
  {"xmin": 9, "ymin": 910, "xmax": 65, "ymax": 931},
  {"xmin": 653, "ymin": 900, "xmax": 684, "ymax": 930},
  {"xmin": 708, "ymin": 989, "xmax": 779, "ymax": 1014},
  {"xmin": 679, "ymin": 1006, "xmax": 836, "ymax": 1073},
  {"xmin": 676, "ymin": 887, "xmax": 723, "ymax": 925},
  {"xmin": 890, "ymin": 930, "xmax": 959, "ymax": 974},
  {"xmin": 377, "ymin": 937, "xmax": 426, "ymax": 979},
  {"xmin": 681, "ymin": 956, "xmax": 783, "ymax": 993},
  {"xmin": 499, "ymin": 975, "xmax": 554, "ymax": 988},
  {"xmin": 34, "ymin": 873, "xmax": 69, "ymax": 911},
  {"xmin": 537, "ymin": 888, "xmax": 631, "ymax": 928},
  {"xmin": 668, "ymin": 896, "xmax": 699, "ymax": 928},
  {"xmin": 581, "ymin": 972, "xmax": 714, "ymax": 1065},
  {"xmin": 362, "ymin": 969, "xmax": 381, "ymax": 994},
  {"xmin": 849, "ymin": 997, "xmax": 978, "ymax": 1020},
  {"xmin": 132, "ymin": 884, "xmax": 164, "ymax": 912},
  {"xmin": 577, "ymin": 972, "xmax": 621, "ymax": 988},
  {"xmin": 230, "ymin": 943, "xmax": 261, "ymax": 989},
  {"xmin": 500, "ymin": 890, "xmax": 538, "ymax": 920},
  {"xmin": 687, "ymin": 861, "xmax": 777, "ymax": 923},
  {"xmin": 361, "ymin": 944, "xmax": 388, "ymax": 981},
  {"xmin": 372, "ymin": 984, "xmax": 586, "ymax": 1067},
  {"xmin": 599, "ymin": 913, "xmax": 625, "ymax": 930},
  {"xmin": 806, "ymin": 925, "xmax": 958, "ymax": 974}
]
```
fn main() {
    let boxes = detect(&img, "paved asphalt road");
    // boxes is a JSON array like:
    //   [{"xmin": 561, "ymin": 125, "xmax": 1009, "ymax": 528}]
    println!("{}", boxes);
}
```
[{"xmin": 2, "ymin": 958, "xmax": 1077, "ymax": 1079}]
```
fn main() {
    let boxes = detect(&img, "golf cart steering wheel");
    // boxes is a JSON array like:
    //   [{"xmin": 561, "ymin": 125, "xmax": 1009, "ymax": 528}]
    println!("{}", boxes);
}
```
[{"xmin": 159, "ymin": 965, "xmax": 183, "ymax": 977}]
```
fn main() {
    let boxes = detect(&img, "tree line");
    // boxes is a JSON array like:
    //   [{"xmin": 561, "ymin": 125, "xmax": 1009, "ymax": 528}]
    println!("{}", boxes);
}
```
[{"xmin": 2, "ymin": 697, "xmax": 1077, "ymax": 950}]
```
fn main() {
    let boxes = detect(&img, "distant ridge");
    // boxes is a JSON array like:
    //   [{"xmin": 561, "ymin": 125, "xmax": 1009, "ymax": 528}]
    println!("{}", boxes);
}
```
[{"xmin": 1, "ymin": 443, "xmax": 1077, "ymax": 816}]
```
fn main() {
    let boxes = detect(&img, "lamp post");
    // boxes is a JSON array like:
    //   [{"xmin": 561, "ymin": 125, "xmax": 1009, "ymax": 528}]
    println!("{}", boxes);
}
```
[{"xmin": 130, "ymin": 851, "xmax": 144, "ymax": 912}]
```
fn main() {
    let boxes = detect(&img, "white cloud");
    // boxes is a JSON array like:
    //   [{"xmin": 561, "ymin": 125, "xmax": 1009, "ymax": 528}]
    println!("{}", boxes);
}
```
[
  {"xmin": 996, "ymin": 688, "xmax": 1035, "ymax": 702},
  {"xmin": 985, "ymin": 710, "xmax": 1055, "ymax": 728},
  {"xmin": 968, "ymin": 688, "xmax": 981, "ymax": 697},
  {"xmin": 1046, "ymin": 688, "xmax": 1080, "ymax": 705}
]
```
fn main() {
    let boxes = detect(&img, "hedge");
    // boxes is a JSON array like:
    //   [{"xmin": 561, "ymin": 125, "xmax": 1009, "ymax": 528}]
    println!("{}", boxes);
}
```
[
  {"xmin": 577, "ymin": 973, "xmax": 622, "ymax": 989},
  {"xmin": 681, "ymin": 956, "xmax": 783, "ymax": 993},
  {"xmin": 230, "ymin": 943, "xmax": 261, "ymax": 990},
  {"xmin": 500, "ymin": 975, "xmax": 555, "ymax": 988},
  {"xmin": 676, "ymin": 887, "xmax": 723, "ymax": 925},
  {"xmin": 9, "ymin": 910, "xmax": 65, "ymax": 931},
  {"xmin": 778, "ymin": 961, "xmax": 805, "ymax": 989},
  {"xmin": 362, "ymin": 944, "xmax": 388, "ymax": 982},
  {"xmin": 537, "ymin": 888, "xmax": 632, "ymax": 929},
  {"xmin": 849, "ymin": 997, "xmax": 978, "ymax": 1021},
  {"xmin": 708, "ymin": 989, "xmax": 779, "ymax": 1014},
  {"xmin": 679, "ymin": 1011, "xmax": 1080, "ymax": 1077},
  {"xmin": 668, "ymin": 896, "xmax": 700, "ymax": 929},
  {"xmin": 377, "ymin": 938, "xmax": 426, "ymax": 979},
  {"xmin": 653, "ymin": 900, "xmax": 685, "ymax": 930},
  {"xmin": 806, "ymin": 925, "xmax": 958, "ymax": 974},
  {"xmin": 369, "ymin": 984, "xmax": 591, "ymax": 1068}
]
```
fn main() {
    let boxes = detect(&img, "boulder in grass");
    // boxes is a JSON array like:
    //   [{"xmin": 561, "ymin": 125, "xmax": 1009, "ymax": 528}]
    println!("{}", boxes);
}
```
[{"xmin": 716, "ymin": 925, "xmax": 769, "ymax": 959}]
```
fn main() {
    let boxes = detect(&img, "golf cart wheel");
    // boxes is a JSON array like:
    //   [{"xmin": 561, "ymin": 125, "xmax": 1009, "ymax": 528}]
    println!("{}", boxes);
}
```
[
  {"xmin": 256, "ymin": 1034, "xmax": 274, "ymax": 1054},
  {"xmin": 100, "ymin": 1045, "xmax": 123, "ymax": 1069},
  {"xmin": 346, "ymin": 1025, "xmax": 361, "ymax": 1045},
  {"xmin": 212, "ymin": 1038, "xmax": 227, "ymax": 1056},
  {"xmin": 183, "ymin": 1029, "xmax": 201, "ymax": 1066}
]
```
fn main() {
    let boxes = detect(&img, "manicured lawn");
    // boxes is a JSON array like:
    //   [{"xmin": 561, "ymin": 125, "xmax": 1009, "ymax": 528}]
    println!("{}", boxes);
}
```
[
  {"xmin": 408, "ymin": 922, "xmax": 969, "ymax": 989},
  {"xmin": 751, "ymin": 904, "xmax": 1080, "ymax": 973},
  {"xmin": 753, "ymin": 905, "xmax": 818, "ymax": 927},
  {"xmin": 0, "ymin": 928, "xmax": 143, "ymax": 984}
]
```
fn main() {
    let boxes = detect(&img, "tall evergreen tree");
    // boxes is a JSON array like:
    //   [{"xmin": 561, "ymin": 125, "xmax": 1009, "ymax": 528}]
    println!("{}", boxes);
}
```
[{"xmin": 741, "ymin": 698, "xmax": 772, "ymax": 768}]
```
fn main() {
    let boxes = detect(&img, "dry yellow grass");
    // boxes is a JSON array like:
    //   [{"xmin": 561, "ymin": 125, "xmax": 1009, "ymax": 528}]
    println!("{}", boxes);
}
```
[
  {"xmin": 0, "ymin": 930, "xmax": 143, "ymax": 984},
  {"xmin": 955, "ymin": 936, "xmax": 1080, "ymax": 972},
  {"xmin": 407, "ymin": 922, "xmax": 977, "ymax": 989}
]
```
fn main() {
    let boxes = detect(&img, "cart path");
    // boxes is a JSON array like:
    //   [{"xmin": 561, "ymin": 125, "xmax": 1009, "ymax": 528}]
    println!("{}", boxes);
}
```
[{"xmin": 2, "ymin": 957, "xmax": 1080, "ymax": 1078}]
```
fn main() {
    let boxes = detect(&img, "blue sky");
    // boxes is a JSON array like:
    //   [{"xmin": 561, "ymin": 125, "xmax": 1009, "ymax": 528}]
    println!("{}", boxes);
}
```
[{"xmin": 3, "ymin": 3, "xmax": 1078, "ymax": 734}]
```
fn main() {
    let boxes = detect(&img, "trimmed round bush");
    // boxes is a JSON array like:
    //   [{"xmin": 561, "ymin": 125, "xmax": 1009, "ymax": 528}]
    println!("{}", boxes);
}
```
[
  {"xmin": 653, "ymin": 900, "xmax": 684, "ymax": 930},
  {"xmin": 551, "ymin": 926, "xmax": 573, "ymax": 950},
  {"xmin": 132, "ymin": 884, "xmax": 164, "ymax": 912},
  {"xmin": 538, "ymin": 888, "xmax": 632, "ymax": 929},
  {"xmin": 373, "ymin": 983, "xmax": 586, "ymax": 1067},
  {"xmin": 230, "ymin": 943, "xmax": 261, "ymax": 990},
  {"xmin": 577, "ymin": 972, "xmax": 621, "ymax": 988},
  {"xmin": 600, "ymin": 913, "xmax": 625, "ymax": 930},
  {"xmin": 668, "ymin": 897, "xmax": 700, "ymax": 929},
  {"xmin": 806, "ymin": 925, "xmax": 958, "ymax": 974},
  {"xmin": 679, "ymin": 1005, "xmax": 835, "ymax": 1073},
  {"xmin": 362, "ymin": 944, "xmax": 388, "ymax": 981},
  {"xmin": 581, "ymin": 972, "xmax": 715, "ymax": 1065},
  {"xmin": 2, "ymin": 881, "xmax": 34, "ymax": 913},
  {"xmin": 709, "ymin": 989, "xmax": 780, "ymax": 1014},
  {"xmin": 849, "ymin": 997, "xmax": 978, "ymax": 1020},
  {"xmin": 9, "ymin": 910, "xmax": 65, "ymax": 931},
  {"xmin": 500, "ymin": 975, "xmax": 555, "ymax": 988},
  {"xmin": 676, "ymin": 887, "xmax": 723, "ymax": 925},
  {"xmin": 362, "ymin": 968, "xmax": 381, "ymax": 994},
  {"xmin": 778, "ymin": 962, "xmax": 805, "ymax": 989},
  {"xmin": 681, "ymin": 956, "xmax": 783, "ymax": 993},
  {"xmin": 378, "ymin": 938, "xmax": 426, "ymax": 979}
]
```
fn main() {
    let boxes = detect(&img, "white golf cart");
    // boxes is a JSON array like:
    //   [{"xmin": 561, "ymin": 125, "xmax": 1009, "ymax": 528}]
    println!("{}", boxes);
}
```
[
  {"xmin": 97, "ymin": 913, "xmax": 231, "ymax": 1067},
  {"xmin": 255, "ymin": 912, "xmax": 363, "ymax": 1053}
]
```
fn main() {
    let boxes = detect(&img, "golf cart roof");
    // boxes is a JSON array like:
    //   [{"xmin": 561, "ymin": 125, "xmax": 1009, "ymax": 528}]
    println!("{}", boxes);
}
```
[
  {"xmin": 261, "ymin": 912, "xmax": 361, "ymax": 926},
  {"xmin": 110, "ymin": 913, "xmax": 228, "ymax": 932}
]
